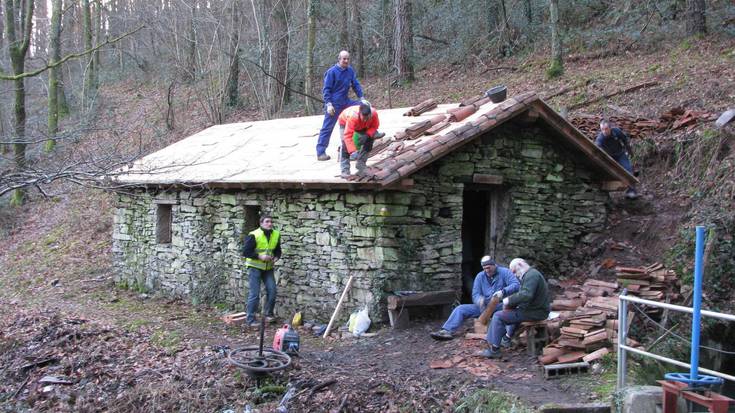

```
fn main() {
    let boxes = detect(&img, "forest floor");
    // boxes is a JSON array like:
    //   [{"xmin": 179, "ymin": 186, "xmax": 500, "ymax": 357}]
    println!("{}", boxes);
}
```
[{"xmin": 0, "ymin": 36, "xmax": 734, "ymax": 412}]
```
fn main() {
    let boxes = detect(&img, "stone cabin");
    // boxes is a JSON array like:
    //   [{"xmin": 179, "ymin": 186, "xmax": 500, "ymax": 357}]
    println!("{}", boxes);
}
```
[{"xmin": 112, "ymin": 91, "xmax": 636, "ymax": 322}]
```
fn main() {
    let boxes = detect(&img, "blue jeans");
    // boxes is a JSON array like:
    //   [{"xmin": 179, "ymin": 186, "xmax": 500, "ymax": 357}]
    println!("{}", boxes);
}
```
[
  {"xmin": 612, "ymin": 152, "xmax": 633, "ymax": 174},
  {"xmin": 486, "ymin": 309, "xmax": 527, "ymax": 347},
  {"xmin": 442, "ymin": 303, "xmax": 511, "ymax": 337},
  {"xmin": 246, "ymin": 267, "xmax": 276, "ymax": 323},
  {"xmin": 316, "ymin": 101, "xmax": 359, "ymax": 156}
]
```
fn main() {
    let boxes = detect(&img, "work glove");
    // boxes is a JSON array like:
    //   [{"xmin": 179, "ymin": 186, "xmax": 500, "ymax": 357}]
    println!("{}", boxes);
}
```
[
  {"xmin": 373, "ymin": 131, "xmax": 386, "ymax": 139},
  {"xmin": 360, "ymin": 98, "xmax": 370, "ymax": 106},
  {"xmin": 349, "ymin": 151, "xmax": 359, "ymax": 161},
  {"xmin": 352, "ymin": 132, "xmax": 367, "ymax": 151},
  {"xmin": 326, "ymin": 102, "xmax": 335, "ymax": 116},
  {"xmin": 492, "ymin": 290, "xmax": 504, "ymax": 299},
  {"xmin": 474, "ymin": 297, "xmax": 485, "ymax": 309}
]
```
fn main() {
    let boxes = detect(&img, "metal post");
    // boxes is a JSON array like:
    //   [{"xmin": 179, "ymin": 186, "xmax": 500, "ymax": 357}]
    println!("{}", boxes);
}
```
[
  {"xmin": 690, "ymin": 226, "xmax": 705, "ymax": 381},
  {"xmin": 617, "ymin": 289, "xmax": 628, "ymax": 390}
]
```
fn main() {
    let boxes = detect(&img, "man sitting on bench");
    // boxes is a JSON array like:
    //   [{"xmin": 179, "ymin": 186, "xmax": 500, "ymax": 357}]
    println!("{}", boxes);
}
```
[
  {"xmin": 430, "ymin": 256, "xmax": 519, "ymax": 340},
  {"xmin": 478, "ymin": 258, "xmax": 550, "ymax": 358}
]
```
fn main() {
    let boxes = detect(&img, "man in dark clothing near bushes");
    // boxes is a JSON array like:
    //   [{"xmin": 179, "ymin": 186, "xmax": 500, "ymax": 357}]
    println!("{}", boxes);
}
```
[
  {"xmin": 479, "ymin": 258, "xmax": 550, "ymax": 359},
  {"xmin": 316, "ymin": 50, "xmax": 364, "ymax": 161},
  {"xmin": 595, "ymin": 119, "xmax": 638, "ymax": 199},
  {"xmin": 242, "ymin": 215, "xmax": 282, "ymax": 326}
]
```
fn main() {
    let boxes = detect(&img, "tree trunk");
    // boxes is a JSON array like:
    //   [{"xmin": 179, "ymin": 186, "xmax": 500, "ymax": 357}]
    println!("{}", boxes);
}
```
[
  {"xmin": 351, "ymin": 0, "xmax": 365, "ymax": 78},
  {"xmin": 226, "ymin": 0, "xmax": 241, "ymax": 107},
  {"xmin": 46, "ymin": 0, "xmax": 63, "ymax": 153},
  {"xmin": 185, "ymin": 0, "xmax": 197, "ymax": 81},
  {"xmin": 93, "ymin": 0, "xmax": 102, "ymax": 73},
  {"xmin": 4, "ymin": 0, "xmax": 34, "ymax": 206},
  {"xmin": 548, "ymin": 0, "xmax": 563, "ymax": 77},
  {"xmin": 304, "ymin": 0, "xmax": 317, "ymax": 115},
  {"xmin": 338, "ymin": 0, "xmax": 348, "ymax": 48},
  {"xmin": 685, "ymin": 0, "xmax": 706, "ymax": 36},
  {"xmin": 270, "ymin": 0, "xmax": 289, "ymax": 113},
  {"xmin": 392, "ymin": 0, "xmax": 414, "ymax": 82},
  {"xmin": 82, "ymin": 0, "xmax": 96, "ymax": 108}
]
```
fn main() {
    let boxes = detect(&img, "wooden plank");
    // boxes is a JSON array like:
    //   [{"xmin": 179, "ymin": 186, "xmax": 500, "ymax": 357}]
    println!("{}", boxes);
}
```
[
  {"xmin": 386, "ymin": 290, "xmax": 457, "ymax": 310},
  {"xmin": 472, "ymin": 174, "xmax": 504, "ymax": 185},
  {"xmin": 556, "ymin": 351, "xmax": 586, "ymax": 364},
  {"xmin": 583, "ymin": 347, "xmax": 610, "ymax": 363}
]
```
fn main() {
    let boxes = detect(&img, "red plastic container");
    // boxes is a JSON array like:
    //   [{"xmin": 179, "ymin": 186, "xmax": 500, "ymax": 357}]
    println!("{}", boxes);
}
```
[{"xmin": 273, "ymin": 324, "xmax": 300, "ymax": 354}]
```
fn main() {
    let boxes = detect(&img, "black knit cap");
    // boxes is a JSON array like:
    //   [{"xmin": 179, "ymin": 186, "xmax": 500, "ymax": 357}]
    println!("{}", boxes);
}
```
[{"xmin": 359, "ymin": 102, "xmax": 371, "ymax": 116}]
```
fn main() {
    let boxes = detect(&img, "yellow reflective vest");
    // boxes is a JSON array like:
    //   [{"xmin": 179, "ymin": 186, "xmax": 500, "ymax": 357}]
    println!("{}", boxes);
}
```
[{"xmin": 244, "ymin": 228, "xmax": 280, "ymax": 271}]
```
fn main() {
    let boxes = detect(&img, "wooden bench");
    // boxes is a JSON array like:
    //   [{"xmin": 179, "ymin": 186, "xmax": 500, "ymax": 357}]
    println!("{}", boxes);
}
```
[
  {"xmin": 387, "ymin": 290, "xmax": 457, "ymax": 329},
  {"xmin": 519, "ymin": 320, "xmax": 549, "ymax": 356}
]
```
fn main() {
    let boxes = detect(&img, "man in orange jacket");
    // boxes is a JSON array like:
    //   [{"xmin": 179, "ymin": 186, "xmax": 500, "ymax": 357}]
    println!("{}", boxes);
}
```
[{"xmin": 337, "ymin": 101, "xmax": 384, "ymax": 178}]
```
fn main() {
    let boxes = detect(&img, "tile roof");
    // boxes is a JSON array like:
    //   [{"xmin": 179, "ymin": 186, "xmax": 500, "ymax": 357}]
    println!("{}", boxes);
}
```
[{"xmin": 113, "ymin": 92, "xmax": 637, "ymax": 189}]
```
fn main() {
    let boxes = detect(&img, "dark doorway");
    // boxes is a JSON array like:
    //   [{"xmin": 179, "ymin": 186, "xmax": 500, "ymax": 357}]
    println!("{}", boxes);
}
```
[
  {"xmin": 461, "ymin": 186, "xmax": 507, "ymax": 303},
  {"xmin": 461, "ymin": 189, "xmax": 490, "ymax": 303}
]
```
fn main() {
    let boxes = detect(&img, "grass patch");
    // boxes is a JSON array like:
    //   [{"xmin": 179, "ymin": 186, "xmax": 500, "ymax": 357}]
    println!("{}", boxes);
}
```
[
  {"xmin": 125, "ymin": 319, "xmax": 152, "ymax": 332},
  {"xmin": 546, "ymin": 59, "xmax": 564, "ymax": 79},
  {"xmin": 150, "ymin": 329, "xmax": 182, "ymax": 354},
  {"xmin": 455, "ymin": 389, "xmax": 534, "ymax": 413}
]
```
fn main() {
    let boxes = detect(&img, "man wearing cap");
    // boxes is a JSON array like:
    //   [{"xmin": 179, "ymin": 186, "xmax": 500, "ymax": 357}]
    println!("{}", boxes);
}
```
[
  {"xmin": 337, "ymin": 101, "xmax": 385, "ymax": 178},
  {"xmin": 430, "ymin": 256, "xmax": 519, "ymax": 340},
  {"xmin": 316, "ymin": 50, "xmax": 364, "ymax": 161},
  {"xmin": 479, "ymin": 258, "xmax": 550, "ymax": 358}
]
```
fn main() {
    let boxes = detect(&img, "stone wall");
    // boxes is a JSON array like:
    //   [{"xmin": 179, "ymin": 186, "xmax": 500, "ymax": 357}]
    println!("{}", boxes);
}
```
[{"xmin": 112, "ymin": 122, "xmax": 609, "ymax": 323}]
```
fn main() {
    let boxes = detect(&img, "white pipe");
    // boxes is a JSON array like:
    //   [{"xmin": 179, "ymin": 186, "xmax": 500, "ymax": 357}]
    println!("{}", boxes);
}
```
[
  {"xmin": 619, "ymin": 295, "xmax": 735, "ymax": 323},
  {"xmin": 621, "ymin": 345, "xmax": 735, "ymax": 383}
]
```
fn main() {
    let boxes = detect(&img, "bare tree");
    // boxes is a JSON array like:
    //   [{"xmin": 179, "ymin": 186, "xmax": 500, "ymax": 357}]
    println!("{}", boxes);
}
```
[
  {"xmin": 351, "ymin": 0, "xmax": 365, "ymax": 79},
  {"xmin": 393, "ymin": 0, "xmax": 414, "ymax": 82},
  {"xmin": 226, "ymin": 0, "xmax": 242, "ymax": 107},
  {"xmin": 304, "ymin": 0, "xmax": 317, "ymax": 115},
  {"xmin": 270, "ymin": 0, "xmax": 289, "ymax": 113},
  {"xmin": 548, "ymin": 0, "xmax": 563, "ymax": 78},
  {"xmin": 4, "ymin": 0, "xmax": 35, "ymax": 206},
  {"xmin": 685, "ymin": 0, "xmax": 706, "ymax": 36},
  {"xmin": 46, "ymin": 0, "xmax": 63, "ymax": 153},
  {"xmin": 82, "ymin": 0, "xmax": 97, "ymax": 108}
]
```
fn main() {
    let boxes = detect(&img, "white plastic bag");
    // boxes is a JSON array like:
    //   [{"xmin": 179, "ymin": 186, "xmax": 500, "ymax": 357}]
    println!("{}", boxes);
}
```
[{"xmin": 352, "ymin": 307, "xmax": 371, "ymax": 337}]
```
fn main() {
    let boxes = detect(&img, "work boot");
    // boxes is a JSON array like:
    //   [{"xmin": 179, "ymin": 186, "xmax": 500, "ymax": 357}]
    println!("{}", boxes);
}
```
[
  {"xmin": 477, "ymin": 346, "xmax": 502, "ymax": 359},
  {"xmin": 317, "ymin": 153, "xmax": 331, "ymax": 161},
  {"xmin": 373, "ymin": 131, "xmax": 386, "ymax": 139},
  {"xmin": 430, "ymin": 329, "xmax": 454, "ymax": 341},
  {"xmin": 500, "ymin": 334, "xmax": 512, "ymax": 348},
  {"xmin": 625, "ymin": 187, "xmax": 639, "ymax": 200},
  {"xmin": 340, "ymin": 170, "xmax": 351, "ymax": 180},
  {"xmin": 265, "ymin": 316, "xmax": 276, "ymax": 324}
]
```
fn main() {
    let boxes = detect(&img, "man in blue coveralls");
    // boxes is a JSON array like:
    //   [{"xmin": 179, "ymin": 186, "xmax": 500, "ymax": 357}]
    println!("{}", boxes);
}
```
[
  {"xmin": 316, "ymin": 50, "xmax": 364, "ymax": 161},
  {"xmin": 430, "ymin": 256, "xmax": 519, "ymax": 341}
]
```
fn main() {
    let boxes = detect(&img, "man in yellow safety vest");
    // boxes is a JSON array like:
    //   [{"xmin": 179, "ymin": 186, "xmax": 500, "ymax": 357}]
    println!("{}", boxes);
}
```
[{"xmin": 242, "ymin": 215, "xmax": 282, "ymax": 326}]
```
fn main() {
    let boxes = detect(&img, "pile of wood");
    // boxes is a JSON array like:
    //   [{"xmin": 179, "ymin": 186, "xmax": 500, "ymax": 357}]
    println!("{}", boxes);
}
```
[
  {"xmin": 659, "ymin": 108, "xmax": 717, "ymax": 131},
  {"xmin": 616, "ymin": 263, "xmax": 680, "ymax": 315},
  {"xmin": 539, "ymin": 263, "xmax": 681, "ymax": 366}
]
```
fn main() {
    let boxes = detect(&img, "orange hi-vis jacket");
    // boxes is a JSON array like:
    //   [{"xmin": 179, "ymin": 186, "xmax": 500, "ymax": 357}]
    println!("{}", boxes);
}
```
[{"xmin": 337, "ymin": 105, "xmax": 380, "ymax": 154}]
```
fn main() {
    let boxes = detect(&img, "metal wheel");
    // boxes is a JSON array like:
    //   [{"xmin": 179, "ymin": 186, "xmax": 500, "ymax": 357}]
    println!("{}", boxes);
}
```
[{"xmin": 228, "ymin": 345, "xmax": 291, "ymax": 377}]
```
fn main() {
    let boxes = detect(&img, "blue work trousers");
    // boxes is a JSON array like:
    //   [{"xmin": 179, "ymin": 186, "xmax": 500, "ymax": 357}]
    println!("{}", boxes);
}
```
[
  {"xmin": 246, "ymin": 267, "xmax": 276, "ymax": 323},
  {"xmin": 486, "ymin": 309, "xmax": 526, "ymax": 347},
  {"xmin": 442, "ymin": 303, "xmax": 511, "ymax": 337},
  {"xmin": 613, "ymin": 152, "xmax": 633, "ymax": 174},
  {"xmin": 316, "ymin": 101, "xmax": 359, "ymax": 156}
]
